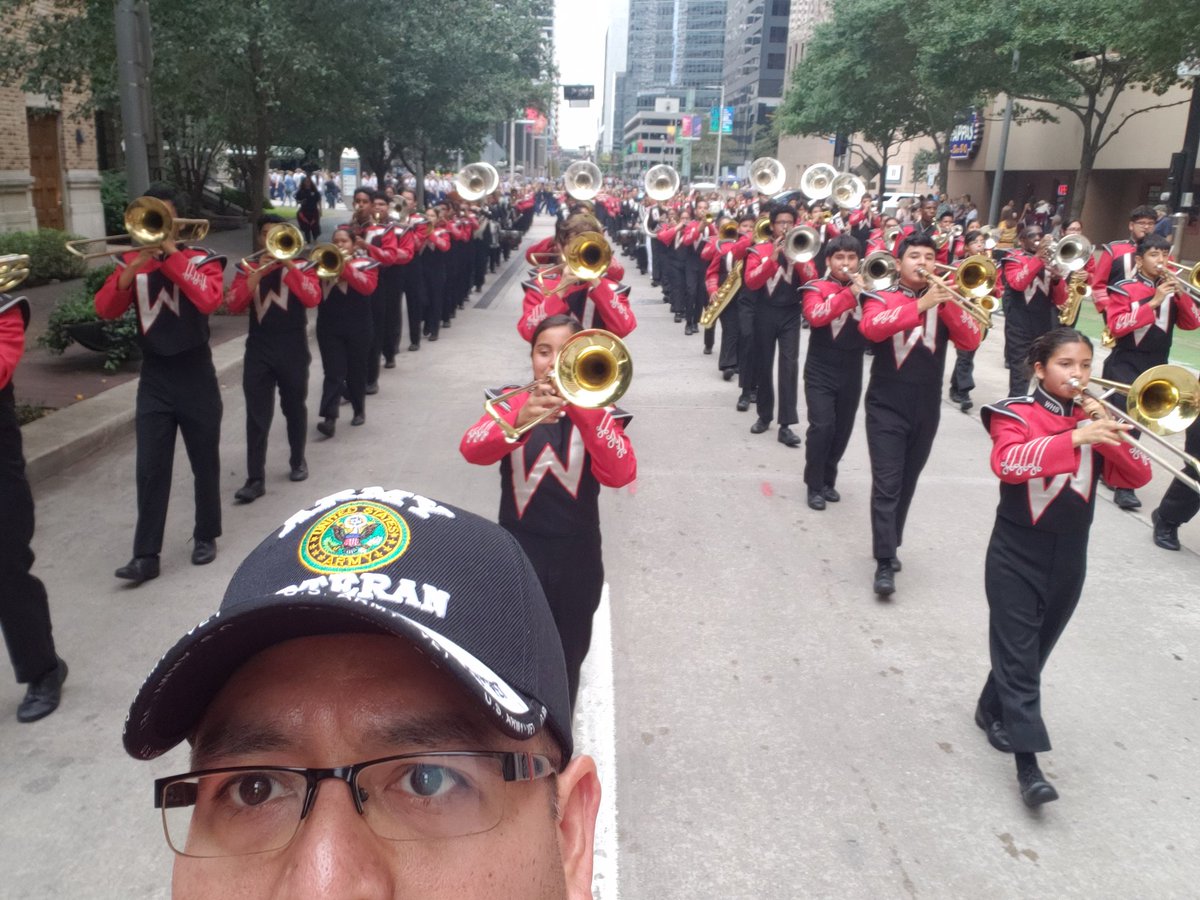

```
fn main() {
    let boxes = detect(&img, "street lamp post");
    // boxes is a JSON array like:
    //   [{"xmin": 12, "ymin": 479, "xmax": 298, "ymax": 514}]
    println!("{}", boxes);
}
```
[{"xmin": 510, "ymin": 118, "xmax": 534, "ymax": 185}]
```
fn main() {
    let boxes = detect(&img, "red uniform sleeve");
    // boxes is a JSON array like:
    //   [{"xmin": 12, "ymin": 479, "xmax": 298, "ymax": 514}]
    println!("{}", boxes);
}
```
[
  {"xmin": 795, "ymin": 260, "xmax": 818, "ymax": 286},
  {"xmin": 1095, "ymin": 435, "xmax": 1154, "ymax": 489},
  {"xmin": 94, "ymin": 253, "xmax": 138, "ymax": 319},
  {"xmin": 344, "ymin": 260, "xmax": 378, "ymax": 295},
  {"xmin": 459, "ymin": 394, "xmax": 533, "ymax": 465},
  {"xmin": 938, "ymin": 299, "xmax": 984, "ymax": 351},
  {"xmin": 656, "ymin": 225, "xmax": 676, "ymax": 247},
  {"xmin": 160, "ymin": 249, "xmax": 225, "ymax": 314},
  {"xmin": 700, "ymin": 238, "xmax": 720, "ymax": 263},
  {"xmin": 526, "ymin": 236, "xmax": 557, "ymax": 265},
  {"xmin": 0, "ymin": 307, "xmax": 24, "ymax": 390},
  {"xmin": 1049, "ymin": 276, "xmax": 1069, "ymax": 309},
  {"xmin": 704, "ymin": 252, "xmax": 723, "ymax": 295},
  {"xmin": 1004, "ymin": 253, "xmax": 1048, "ymax": 292},
  {"xmin": 859, "ymin": 293, "xmax": 923, "ymax": 341},
  {"xmin": 607, "ymin": 261, "xmax": 626, "ymax": 282},
  {"xmin": 393, "ymin": 229, "xmax": 416, "ymax": 266},
  {"xmin": 586, "ymin": 280, "xmax": 636, "ymax": 338},
  {"xmin": 989, "ymin": 415, "xmax": 1079, "ymax": 483},
  {"xmin": 1106, "ymin": 283, "xmax": 1157, "ymax": 336},
  {"xmin": 227, "ymin": 267, "xmax": 253, "ymax": 314},
  {"xmin": 803, "ymin": 282, "xmax": 857, "ymax": 327},
  {"xmin": 517, "ymin": 282, "xmax": 571, "ymax": 342},
  {"xmin": 1173, "ymin": 291, "xmax": 1200, "ymax": 331},
  {"xmin": 743, "ymin": 243, "xmax": 778, "ymax": 290},
  {"xmin": 1090, "ymin": 247, "xmax": 1115, "ymax": 313},
  {"xmin": 283, "ymin": 264, "xmax": 322, "ymax": 308},
  {"xmin": 366, "ymin": 228, "xmax": 400, "ymax": 266},
  {"xmin": 430, "ymin": 228, "xmax": 451, "ymax": 252},
  {"xmin": 566, "ymin": 406, "xmax": 637, "ymax": 488}
]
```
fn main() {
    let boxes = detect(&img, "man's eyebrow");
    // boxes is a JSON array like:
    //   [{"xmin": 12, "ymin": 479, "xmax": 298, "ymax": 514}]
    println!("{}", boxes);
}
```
[
  {"xmin": 191, "ymin": 722, "xmax": 292, "ymax": 769},
  {"xmin": 368, "ymin": 714, "xmax": 494, "ymax": 751}
]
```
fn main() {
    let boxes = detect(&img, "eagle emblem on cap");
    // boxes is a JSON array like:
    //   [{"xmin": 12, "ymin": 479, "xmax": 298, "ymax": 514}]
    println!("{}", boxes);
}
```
[{"xmin": 299, "ymin": 502, "xmax": 411, "ymax": 573}]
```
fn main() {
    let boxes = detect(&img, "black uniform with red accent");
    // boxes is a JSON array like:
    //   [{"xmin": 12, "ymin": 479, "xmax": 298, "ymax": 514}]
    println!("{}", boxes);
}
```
[
  {"xmin": 977, "ymin": 388, "xmax": 1151, "ymax": 752},
  {"xmin": 801, "ymin": 275, "xmax": 866, "ymax": 494},
  {"xmin": 658, "ymin": 222, "xmax": 687, "ymax": 318},
  {"xmin": 95, "ymin": 245, "xmax": 226, "ymax": 560},
  {"xmin": 743, "ymin": 242, "xmax": 817, "ymax": 428},
  {"xmin": 1103, "ymin": 272, "xmax": 1200, "ymax": 389},
  {"xmin": 681, "ymin": 219, "xmax": 715, "ymax": 331},
  {"xmin": 0, "ymin": 294, "xmax": 60, "ymax": 688},
  {"xmin": 349, "ymin": 220, "xmax": 399, "ymax": 386},
  {"xmin": 516, "ymin": 272, "xmax": 636, "ymax": 342},
  {"xmin": 703, "ymin": 235, "xmax": 752, "ymax": 374},
  {"xmin": 228, "ymin": 261, "xmax": 322, "ymax": 482},
  {"xmin": 1001, "ymin": 250, "xmax": 1068, "ymax": 396},
  {"xmin": 460, "ymin": 390, "xmax": 637, "ymax": 709},
  {"xmin": 315, "ymin": 257, "xmax": 380, "ymax": 422},
  {"xmin": 859, "ymin": 283, "xmax": 984, "ymax": 561},
  {"xmin": 394, "ymin": 218, "xmax": 428, "ymax": 350},
  {"xmin": 421, "ymin": 222, "xmax": 452, "ymax": 340}
]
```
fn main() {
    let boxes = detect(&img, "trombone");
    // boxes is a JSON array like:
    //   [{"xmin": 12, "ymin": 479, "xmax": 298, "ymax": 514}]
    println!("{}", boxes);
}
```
[
  {"xmin": 536, "ymin": 231, "xmax": 611, "ymax": 295},
  {"xmin": 308, "ymin": 243, "xmax": 350, "ymax": 280},
  {"xmin": 0, "ymin": 254, "xmax": 31, "ymax": 293},
  {"xmin": 239, "ymin": 223, "xmax": 305, "ymax": 273},
  {"xmin": 718, "ymin": 219, "xmax": 740, "ymax": 240},
  {"xmin": 921, "ymin": 255, "xmax": 997, "ymax": 328},
  {"xmin": 484, "ymin": 329, "xmax": 633, "ymax": 439},
  {"xmin": 65, "ymin": 196, "xmax": 210, "ymax": 259},
  {"xmin": 781, "ymin": 225, "xmax": 821, "ymax": 264},
  {"xmin": 1070, "ymin": 365, "xmax": 1200, "ymax": 494},
  {"xmin": 1159, "ymin": 260, "xmax": 1200, "ymax": 302}
]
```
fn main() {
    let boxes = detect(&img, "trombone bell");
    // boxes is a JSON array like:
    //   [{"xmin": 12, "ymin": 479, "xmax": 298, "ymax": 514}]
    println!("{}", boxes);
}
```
[
  {"xmin": 65, "ymin": 196, "xmax": 210, "ymax": 259},
  {"xmin": 862, "ymin": 251, "xmax": 898, "ymax": 291},
  {"xmin": 563, "ymin": 231, "xmax": 611, "ymax": 281},
  {"xmin": 783, "ymin": 225, "xmax": 820, "ymax": 264},
  {"xmin": 242, "ymin": 223, "xmax": 305, "ymax": 272},
  {"xmin": 309, "ymin": 243, "xmax": 349, "ymax": 280}
]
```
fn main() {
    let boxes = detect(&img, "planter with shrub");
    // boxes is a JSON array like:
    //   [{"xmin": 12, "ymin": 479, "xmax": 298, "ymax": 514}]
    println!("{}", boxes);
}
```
[
  {"xmin": 0, "ymin": 229, "xmax": 88, "ymax": 286},
  {"xmin": 39, "ymin": 264, "xmax": 141, "ymax": 371}
]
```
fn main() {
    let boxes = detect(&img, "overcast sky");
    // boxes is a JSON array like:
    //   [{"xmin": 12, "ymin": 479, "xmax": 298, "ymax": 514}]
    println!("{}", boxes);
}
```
[{"xmin": 554, "ymin": 0, "xmax": 617, "ymax": 149}]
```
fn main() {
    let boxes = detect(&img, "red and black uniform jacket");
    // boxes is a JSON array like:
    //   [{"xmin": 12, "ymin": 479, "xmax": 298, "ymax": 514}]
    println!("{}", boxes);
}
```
[
  {"xmin": 859, "ymin": 282, "xmax": 983, "ymax": 384},
  {"xmin": 424, "ymin": 224, "xmax": 452, "ymax": 255},
  {"xmin": 517, "ymin": 271, "xmax": 635, "ymax": 341},
  {"xmin": 315, "ymin": 258, "xmax": 379, "ymax": 331},
  {"xmin": 981, "ymin": 386, "xmax": 1151, "ymax": 532},
  {"xmin": 228, "ymin": 261, "xmax": 322, "ymax": 339},
  {"xmin": 1, "ymin": 293, "xmax": 30, "ymax": 393},
  {"xmin": 802, "ymin": 277, "xmax": 866, "ymax": 354},
  {"xmin": 743, "ymin": 242, "xmax": 817, "ymax": 306},
  {"xmin": 514, "ymin": 196, "xmax": 535, "ymax": 215},
  {"xmin": 95, "ymin": 246, "xmax": 225, "ymax": 356},
  {"xmin": 349, "ymin": 221, "xmax": 401, "ymax": 267},
  {"xmin": 526, "ymin": 235, "xmax": 558, "ymax": 266},
  {"xmin": 703, "ymin": 235, "xmax": 753, "ymax": 295},
  {"xmin": 1106, "ymin": 272, "xmax": 1200, "ymax": 362},
  {"xmin": 1090, "ymin": 239, "xmax": 1138, "ymax": 316},
  {"xmin": 1001, "ymin": 250, "xmax": 1068, "ymax": 333},
  {"xmin": 460, "ymin": 390, "xmax": 637, "ymax": 537}
]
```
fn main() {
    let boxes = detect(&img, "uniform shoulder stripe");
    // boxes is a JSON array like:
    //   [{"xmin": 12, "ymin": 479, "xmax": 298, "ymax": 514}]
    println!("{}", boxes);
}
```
[{"xmin": 0, "ymin": 294, "xmax": 30, "ymax": 327}]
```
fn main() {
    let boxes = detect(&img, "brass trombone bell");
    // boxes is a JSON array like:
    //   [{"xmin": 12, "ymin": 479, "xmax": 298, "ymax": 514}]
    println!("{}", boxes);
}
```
[
  {"xmin": 719, "ymin": 220, "xmax": 740, "ymax": 240},
  {"xmin": 1049, "ymin": 234, "xmax": 1093, "ymax": 274},
  {"xmin": 484, "ymin": 329, "xmax": 633, "ymax": 439},
  {"xmin": 65, "ymin": 196, "xmax": 210, "ymax": 259},
  {"xmin": 1161, "ymin": 259, "xmax": 1200, "ymax": 299},
  {"xmin": 308, "ymin": 243, "xmax": 350, "ymax": 280},
  {"xmin": 749, "ymin": 157, "xmax": 787, "ymax": 196},
  {"xmin": 753, "ymin": 215, "xmax": 773, "ymax": 243},
  {"xmin": 0, "ymin": 254, "xmax": 31, "ymax": 293},
  {"xmin": 564, "ymin": 161, "xmax": 603, "ymax": 202},
  {"xmin": 241, "ymin": 223, "xmax": 305, "ymax": 272},
  {"xmin": 799, "ymin": 163, "xmax": 839, "ymax": 201},
  {"xmin": 563, "ymin": 231, "xmax": 610, "ymax": 281},
  {"xmin": 644, "ymin": 165, "xmax": 679, "ymax": 202}
]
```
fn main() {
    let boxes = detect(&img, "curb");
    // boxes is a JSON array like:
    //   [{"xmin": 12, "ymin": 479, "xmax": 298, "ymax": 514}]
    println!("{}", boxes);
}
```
[{"xmin": 22, "ymin": 332, "xmax": 250, "ymax": 486}]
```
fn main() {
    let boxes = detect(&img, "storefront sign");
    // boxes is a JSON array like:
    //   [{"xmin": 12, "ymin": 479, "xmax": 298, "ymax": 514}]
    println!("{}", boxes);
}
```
[{"xmin": 949, "ymin": 109, "xmax": 984, "ymax": 160}]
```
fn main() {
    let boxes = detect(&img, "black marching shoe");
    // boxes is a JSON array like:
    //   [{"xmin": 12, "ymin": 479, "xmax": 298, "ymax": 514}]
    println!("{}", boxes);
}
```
[
  {"xmin": 703, "ymin": 345, "xmax": 713, "ymax": 355},
  {"xmin": 722, "ymin": 368, "xmax": 736, "ymax": 382},
  {"xmin": 234, "ymin": 479, "xmax": 265, "ymax": 503},
  {"xmin": 1151, "ymin": 509, "xmax": 1180, "ymax": 550},
  {"xmin": 289, "ymin": 460, "xmax": 309, "ymax": 482},
  {"xmin": 192, "ymin": 539, "xmax": 217, "ymax": 566},
  {"xmin": 822, "ymin": 485, "xmax": 840, "ymax": 503},
  {"xmin": 409, "ymin": 343, "xmax": 420, "ymax": 351},
  {"xmin": 750, "ymin": 418, "xmax": 770, "ymax": 435},
  {"xmin": 383, "ymin": 358, "xmax": 396, "ymax": 369},
  {"xmin": 674, "ymin": 313, "xmax": 684, "ymax": 323},
  {"xmin": 17, "ymin": 658, "xmax": 68, "ymax": 723},
  {"xmin": 1018, "ymin": 763, "xmax": 1059, "ymax": 808},
  {"xmin": 873, "ymin": 560, "xmax": 896, "ymax": 597},
  {"xmin": 365, "ymin": 382, "xmax": 379, "ymax": 395},
  {"xmin": 317, "ymin": 418, "xmax": 336, "ymax": 438},
  {"xmin": 351, "ymin": 413, "xmax": 366, "ymax": 426},
  {"xmin": 889, "ymin": 556, "xmax": 902, "ymax": 572},
  {"xmin": 1113, "ymin": 487, "xmax": 1141, "ymax": 510},
  {"xmin": 974, "ymin": 702, "xmax": 1014, "ymax": 753},
  {"xmin": 736, "ymin": 395, "xmax": 751, "ymax": 412},
  {"xmin": 428, "ymin": 334, "xmax": 438, "ymax": 342},
  {"xmin": 115, "ymin": 556, "xmax": 159, "ymax": 584},
  {"xmin": 807, "ymin": 489, "xmax": 826, "ymax": 511},
  {"xmin": 778, "ymin": 426, "xmax": 802, "ymax": 448}
]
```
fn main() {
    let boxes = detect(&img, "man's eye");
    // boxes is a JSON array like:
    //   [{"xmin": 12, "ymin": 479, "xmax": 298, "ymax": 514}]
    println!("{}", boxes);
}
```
[
  {"xmin": 399, "ymin": 764, "xmax": 462, "ymax": 798},
  {"xmin": 217, "ymin": 773, "xmax": 290, "ymax": 809}
]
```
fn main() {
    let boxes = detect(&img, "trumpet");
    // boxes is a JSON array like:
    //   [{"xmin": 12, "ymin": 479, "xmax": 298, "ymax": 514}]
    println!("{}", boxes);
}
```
[
  {"xmin": 1070, "ymin": 365, "xmax": 1200, "ymax": 494},
  {"xmin": 0, "ymin": 254, "xmax": 31, "ymax": 293},
  {"xmin": 484, "ymin": 329, "xmax": 632, "ymax": 439},
  {"xmin": 240, "ymin": 223, "xmax": 305, "ymax": 272},
  {"xmin": 65, "ymin": 196, "xmax": 210, "ymax": 260},
  {"xmin": 308, "ymin": 243, "xmax": 350, "ymax": 280},
  {"xmin": 920, "ymin": 255, "xmax": 997, "ymax": 329}
]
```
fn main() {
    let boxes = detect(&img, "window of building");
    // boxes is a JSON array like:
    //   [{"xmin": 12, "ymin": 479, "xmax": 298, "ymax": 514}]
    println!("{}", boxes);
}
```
[
  {"xmin": 770, "ymin": 0, "xmax": 790, "ymax": 15},
  {"xmin": 768, "ymin": 26, "xmax": 788, "ymax": 43},
  {"xmin": 767, "ymin": 52, "xmax": 785, "ymax": 69}
]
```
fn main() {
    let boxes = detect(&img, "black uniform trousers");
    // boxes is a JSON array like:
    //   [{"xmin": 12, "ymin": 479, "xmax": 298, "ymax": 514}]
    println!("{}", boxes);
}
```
[
  {"xmin": 317, "ymin": 317, "xmax": 370, "ymax": 421},
  {"xmin": 683, "ymin": 255, "xmax": 707, "ymax": 329},
  {"xmin": 665, "ymin": 251, "xmax": 686, "ymax": 315},
  {"xmin": 1004, "ymin": 316, "xmax": 1039, "ymax": 396},
  {"xmin": 508, "ymin": 528, "xmax": 605, "ymax": 711},
  {"xmin": 366, "ymin": 286, "xmax": 388, "ymax": 386},
  {"xmin": 0, "ymin": 385, "xmax": 58, "ymax": 684},
  {"xmin": 132, "ymin": 345, "xmax": 223, "ymax": 558},
  {"xmin": 705, "ymin": 299, "xmax": 740, "ymax": 365},
  {"xmin": 754, "ymin": 303, "xmax": 802, "ymax": 426},
  {"xmin": 864, "ymin": 379, "xmax": 940, "ymax": 560},
  {"xmin": 804, "ymin": 348, "xmax": 863, "ymax": 492},
  {"xmin": 949, "ymin": 349, "xmax": 976, "ymax": 397},
  {"xmin": 423, "ymin": 253, "xmax": 447, "ymax": 338},
  {"xmin": 243, "ymin": 332, "xmax": 309, "ymax": 481},
  {"xmin": 472, "ymin": 239, "xmax": 488, "ymax": 291},
  {"xmin": 736, "ymin": 292, "xmax": 758, "ymax": 397},
  {"xmin": 379, "ymin": 265, "xmax": 403, "ymax": 364},
  {"xmin": 650, "ymin": 237, "xmax": 665, "ymax": 286},
  {"xmin": 397, "ymin": 259, "xmax": 427, "ymax": 349},
  {"xmin": 977, "ymin": 519, "xmax": 1089, "ymax": 752},
  {"xmin": 1157, "ymin": 416, "xmax": 1200, "ymax": 526}
]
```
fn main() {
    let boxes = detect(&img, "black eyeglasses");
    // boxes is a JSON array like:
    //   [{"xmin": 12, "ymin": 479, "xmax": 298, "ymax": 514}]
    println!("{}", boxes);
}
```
[{"xmin": 154, "ymin": 751, "xmax": 555, "ymax": 858}]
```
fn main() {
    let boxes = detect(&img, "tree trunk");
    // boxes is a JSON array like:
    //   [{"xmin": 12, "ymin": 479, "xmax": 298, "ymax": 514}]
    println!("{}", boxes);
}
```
[
  {"xmin": 413, "ymin": 154, "xmax": 426, "ymax": 209},
  {"xmin": 1069, "ymin": 134, "xmax": 1098, "ymax": 222},
  {"xmin": 878, "ymin": 145, "xmax": 890, "ymax": 196}
]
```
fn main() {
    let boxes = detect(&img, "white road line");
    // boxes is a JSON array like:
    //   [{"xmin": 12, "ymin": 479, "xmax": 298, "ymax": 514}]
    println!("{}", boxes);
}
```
[{"xmin": 576, "ymin": 583, "xmax": 619, "ymax": 900}]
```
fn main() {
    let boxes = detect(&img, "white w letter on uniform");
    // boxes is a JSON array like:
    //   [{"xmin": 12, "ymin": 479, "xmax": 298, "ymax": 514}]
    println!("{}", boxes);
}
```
[
  {"xmin": 1027, "ymin": 445, "xmax": 1094, "ymax": 524},
  {"xmin": 135, "ymin": 273, "xmax": 181, "ymax": 330},
  {"xmin": 512, "ymin": 430, "xmax": 586, "ymax": 516},
  {"xmin": 892, "ymin": 308, "xmax": 938, "ymax": 366}
]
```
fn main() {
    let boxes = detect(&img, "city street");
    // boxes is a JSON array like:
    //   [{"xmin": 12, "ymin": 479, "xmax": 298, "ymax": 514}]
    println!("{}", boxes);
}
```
[{"xmin": 2, "ymin": 218, "xmax": 1199, "ymax": 898}]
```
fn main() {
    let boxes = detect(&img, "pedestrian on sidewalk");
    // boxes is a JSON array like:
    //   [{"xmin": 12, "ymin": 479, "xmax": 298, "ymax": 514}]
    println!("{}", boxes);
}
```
[
  {"xmin": 295, "ymin": 174, "xmax": 322, "ymax": 243},
  {"xmin": 0, "ymin": 290, "xmax": 67, "ymax": 722}
]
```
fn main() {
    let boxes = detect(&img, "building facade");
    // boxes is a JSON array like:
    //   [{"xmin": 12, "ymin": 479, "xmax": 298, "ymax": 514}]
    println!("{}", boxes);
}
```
[
  {"xmin": 621, "ymin": 107, "xmax": 685, "ymax": 175},
  {"xmin": 722, "ymin": 0, "xmax": 790, "ymax": 177}
]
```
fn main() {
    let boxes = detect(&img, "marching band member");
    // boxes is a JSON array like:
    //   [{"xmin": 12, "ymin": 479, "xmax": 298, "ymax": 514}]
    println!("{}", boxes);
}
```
[
  {"xmin": 1102, "ymin": 233, "xmax": 1200, "ymax": 510},
  {"xmin": 859, "ymin": 234, "xmax": 983, "ymax": 596},
  {"xmin": 226, "ymin": 216, "xmax": 322, "ymax": 502},
  {"xmin": 947, "ymin": 229, "xmax": 996, "ymax": 411},
  {"xmin": 347, "ymin": 189, "xmax": 400, "ymax": 394},
  {"xmin": 702, "ymin": 216, "xmax": 753, "ymax": 377},
  {"xmin": 681, "ymin": 200, "xmax": 716, "ymax": 336},
  {"xmin": 422, "ymin": 204, "xmax": 453, "ymax": 341},
  {"xmin": 800, "ymin": 234, "xmax": 868, "ymax": 509},
  {"xmin": 1001, "ymin": 225, "xmax": 1068, "ymax": 397},
  {"xmin": 0, "ymin": 289, "xmax": 67, "ymax": 721},
  {"xmin": 371, "ymin": 193, "xmax": 413, "ymax": 369},
  {"xmin": 733, "ymin": 213, "xmax": 761, "ymax": 412},
  {"xmin": 314, "ymin": 227, "xmax": 379, "ymax": 438},
  {"xmin": 460, "ymin": 313, "xmax": 637, "ymax": 708},
  {"xmin": 976, "ymin": 327, "xmax": 1150, "ymax": 807},
  {"xmin": 517, "ymin": 214, "xmax": 636, "ymax": 342},
  {"xmin": 1151, "ymin": 416, "xmax": 1200, "ymax": 550},
  {"xmin": 95, "ymin": 186, "xmax": 226, "ymax": 583},
  {"xmin": 661, "ymin": 207, "xmax": 688, "ymax": 322},
  {"xmin": 743, "ymin": 204, "xmax": 817, "ymax": 447},
  {"xmin": 1090, "ymin": 206, "xmax": 1159, "ymax": 320},
  {"xmin": 394, "ymin": 188, "xmax": 429, "ymax": 351}
]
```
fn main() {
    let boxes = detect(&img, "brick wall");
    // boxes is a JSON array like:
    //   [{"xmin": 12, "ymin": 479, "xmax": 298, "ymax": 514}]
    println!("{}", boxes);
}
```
[{"xmin": 0, "ymin": 85, "xmax": 33, "ymax": 173}]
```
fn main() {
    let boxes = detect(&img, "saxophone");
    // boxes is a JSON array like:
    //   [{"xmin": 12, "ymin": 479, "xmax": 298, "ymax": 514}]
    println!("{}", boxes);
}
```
[
  {"xmin": 700, "ymin": 258, "xmax": 744, "ymax": 329},
  {"xmin": 1058, "ymin": 269, "xmax": 1090, "ymax": 326}
]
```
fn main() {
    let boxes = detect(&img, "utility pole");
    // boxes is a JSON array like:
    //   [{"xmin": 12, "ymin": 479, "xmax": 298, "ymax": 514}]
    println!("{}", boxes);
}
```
[
  {"xmin": 987, "ymin": 49, "xmax": 1020, "ymax": 228},
  {"xmin": 115, "ymin": 0, "xmax": 151, "ymax": 196}
]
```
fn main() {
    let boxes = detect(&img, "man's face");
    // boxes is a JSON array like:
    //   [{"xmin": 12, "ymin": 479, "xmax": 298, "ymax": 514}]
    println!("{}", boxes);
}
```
[
  {"xmin": 772, "ymin": 214, "xmax": 795, "ymax": 240},
  {"xmin": 920, "ymin": 202, "xmax": 937, "ymax": 224},
  {"xmin": 1020, "ymin": 228, "xmax": 1044, "ymax": 253},
  {"xmin": 899, "ymin": 245, "xmax": 936, "ymax": 286},
  {"xmin": 938, "ymin": 215, "xmax": 954, "ymax": 232},
  {"xmin": 828, "ymin": 249, "xmax": 859, "ymax": 278},
  {"xmin": 1140, "ymin": 247, "xmax": 1168, "ymax": 277},
  {"xmin": 737, "ymin": 219, "xmax": 754, "ymax": 237},
  {"xmin": 353, "ymin": 193, "xmax": 372, "ymax": 217},
  {"xmin": 373, "ymin": 198, "xmax": 391, "ymax": 219},
  {"xmin": 173, "ymin": 635, "xmax": 599, "ymax": 899},
  {"xmin": 1130, "ymin": 216, "xmax": 1156, "ymax": 240}
]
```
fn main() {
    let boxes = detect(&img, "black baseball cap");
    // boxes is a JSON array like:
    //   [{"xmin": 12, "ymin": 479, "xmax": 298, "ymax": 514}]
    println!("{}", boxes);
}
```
[{"xmin": 123, "ymin": 487, "xmax": 572, "ymax": 764}]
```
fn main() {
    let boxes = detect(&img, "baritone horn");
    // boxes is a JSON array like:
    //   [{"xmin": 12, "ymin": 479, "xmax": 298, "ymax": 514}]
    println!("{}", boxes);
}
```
[
  {"xmin": 484, "ymin": 329, "xmax": 633, "ymax": 439},
  {"xmin": 65, "ymin": 196, "xmax": 210, "ymax": 259},
  {"xmin": 719, "ymin": 219, "xmax": 740, "ymax": 240},
  {"xmin": 749, "ymin": 157, "xmax": 786, "ymax": 196},
  {"xmin": 564, "ymin": 161, "xmax": 603, "ymax": 202},
  {"xmin": 644, "ymin": 165, "xmax": 679, "ymax": 202},
  {"xmin": 1071, "ymin": 365, "xmax": 1200, "ymax": 493},
  {"xmin": 753, "ymin": 215, "xmax": 773, "ymax": 243},
  {"xmin": 240, "ymin": 223, "xmax": 305, "ymax": 272},
  {"xmin": 862, "ymin": 251, "xmax": 899, "ymax": 291},
  {"xmin": 0, "ymin": 254, "xmax": 32, "ymax": 293},
  {"xmin": 454, "ymin": 162, "xmax": 500, "ymax": 203}
]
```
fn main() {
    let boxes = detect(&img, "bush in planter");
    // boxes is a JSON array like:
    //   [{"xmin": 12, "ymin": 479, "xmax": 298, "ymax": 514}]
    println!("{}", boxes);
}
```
[
  {"xmin": 0, "ymin": 230, "xmax": 88, "ymax": 285},
  {"xmin": 100, "ymin": 170, "xmax": 129, "ymax": 237},
  {"xmin": 39, "ymin": 264, "xmax": 141, "ymax": 372}
]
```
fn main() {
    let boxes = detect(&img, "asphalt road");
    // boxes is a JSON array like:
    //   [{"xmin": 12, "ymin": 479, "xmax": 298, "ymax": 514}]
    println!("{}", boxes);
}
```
[{"xmin": 2, "ymin": 217, "xmax": 1198, "ymax": 899}]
